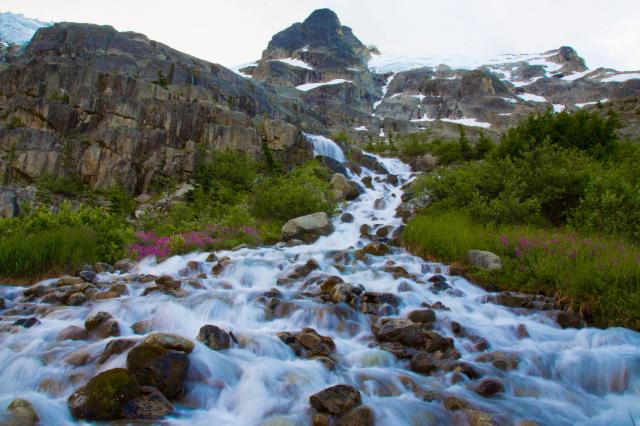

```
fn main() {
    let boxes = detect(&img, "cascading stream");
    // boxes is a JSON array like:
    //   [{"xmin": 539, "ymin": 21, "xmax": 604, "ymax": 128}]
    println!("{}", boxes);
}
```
[{"xmin": 0, "ymin": 138, "xmax": 639, "ymax": 426}]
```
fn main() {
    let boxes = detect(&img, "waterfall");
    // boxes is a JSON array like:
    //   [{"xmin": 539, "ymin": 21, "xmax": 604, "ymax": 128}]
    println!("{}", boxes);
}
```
[{"xmin": 304, "ymin": 133, "xmax": 347, "ymax": 163}]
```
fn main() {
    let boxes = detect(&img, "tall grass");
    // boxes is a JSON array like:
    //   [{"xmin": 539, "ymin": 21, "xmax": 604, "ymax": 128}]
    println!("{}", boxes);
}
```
[
  {"xmin": 0, "ymin": 226, "xmax": 98, "ymax": 279},
  {"xmin": 403, "ymin": 210, "xmax": 640, "ymax": 330}
]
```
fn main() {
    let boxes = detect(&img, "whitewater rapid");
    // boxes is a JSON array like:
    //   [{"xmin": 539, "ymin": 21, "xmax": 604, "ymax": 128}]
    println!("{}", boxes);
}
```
[{"xmin": 0, "ymin": 140, "xmax": 639, "ymax": 425}]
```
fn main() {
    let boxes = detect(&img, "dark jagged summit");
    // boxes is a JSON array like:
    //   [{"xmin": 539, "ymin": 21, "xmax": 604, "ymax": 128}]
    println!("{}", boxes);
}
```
[{"xmin": 263, "ymin": 8, "xmax": 373, "ymax": 69}]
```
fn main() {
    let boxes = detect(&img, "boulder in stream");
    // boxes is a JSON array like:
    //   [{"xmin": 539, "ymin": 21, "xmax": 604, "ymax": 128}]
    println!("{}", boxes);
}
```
[
  {"xmin": 330, "ymin": 173, "xmax": 363, "ymax": 201},
  {"xmin": 197, "ymin": 324, "xmax": 232, "ymax": 350},
  {"xmin": 281, "ymin": 212, "xmax": 333, "ymax": 243},
  {"xmin": 310, "ymin": 384, "xmax": 362, "ymax": 415},
  {"xmin": 126, "ymin": 343, "xmax": 189, "ymax": 399}
]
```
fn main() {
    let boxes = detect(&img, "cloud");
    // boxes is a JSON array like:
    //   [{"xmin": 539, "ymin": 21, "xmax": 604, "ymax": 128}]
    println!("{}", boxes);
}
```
[{"xmin": 3, "ymin": 0, "xmax": 639, "ymax": 70}]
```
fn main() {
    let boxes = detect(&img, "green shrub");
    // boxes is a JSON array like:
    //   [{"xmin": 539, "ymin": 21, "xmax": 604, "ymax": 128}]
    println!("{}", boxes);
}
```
[
  {"xmin": 252, "ymin": 161, "xmax": 334, "ymax": 221},
  {"xmin": 0, "ymin": 226, "xmax": 98, "ymax": 278},
  {"xmin": 0, "ymin": 202, "xmax": 134, "ymax": 266},
  {"xmin": 194, "ymin": 149, "xmax": 257, "ymax": 203},
  {"xmin": 495, "ymin": 109, "xmax": 619, "ymax": 160}
]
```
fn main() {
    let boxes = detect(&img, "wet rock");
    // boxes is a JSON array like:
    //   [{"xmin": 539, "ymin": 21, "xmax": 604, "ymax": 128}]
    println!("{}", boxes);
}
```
[
  {"xmin": 375, "ymin": 225, "xmax": 393, "ymax": 238},
  {"xmin": 384, "ymin": 264, "xmax": 414, "ymax": 279},
  {"xmin": 56, "ymin": 276, "xmax": 85, "ymax": 286},
  {"xmin": 277, "ymin": 259, "xmax": 319, "ymax": 285},
  {"xmin": 4, "ymin": 399, "xmax": 39, "ymax": 426},
  {"xmin": 331, "ymin": 173, "xmax": 363, "ymax": 201},
  {"xmin": 310, "ymin": 384, "xmax": 362, "ymax": 415},
  {"xmin": 443, "ymin": 396, "xmax": 471, "ymax": 411},
  {"xmin": 355, "ymin": 242, "xmax": 390, "ymax": 259},
  {"xmin": 126, "ymin": 343, "xmax": 189, "ymax": 399},
  {"xmin": 378, "ymin": 342, "xmax": 420, "ymax": 359},
  {"xmin": 446, "ymin": 361, "xmax": 482, "ymax": 379},
  {"xmin": 474, "ymin": 378, "xmax": 505, "ymax": 397},
  {"xmin": 373, "ymin": 198, "xmax": 386, "ymax": 210},
  {"xmin": 515, "ymin": 324, "xmax": 530, "ymax": 339},
  {"xmin": 0, "ymin": 298, "xmax": 5, "ymax": 310},
  {"xmin": 80, "ymin": 270, "xmax": 97, "ymax": 283},
  {"xmin": 94, "ymin": 262, "xmax": 113, "ymax": 273},
  {"xmin": 97, "ymin": 339, "xmax": 137, "ymax": 364},
  {"xmin": 278, "ymin": 328, "xmax": 336, "ymax": 366},
  {"xmin": 211, "ymin": 258, "xmax": 232, "ymax": 276},
  {"xmin": 125, "ymin": 385, "xmax": 174, "ymax": 420},
  {"xmin": 428, "ymin": 274, "xmax": 447, "ymax": 283},
  {"xmin": 372, "ymin": 317, "xmax": 426, "ymax": 349},
  {"xmin": 197, "ymin": 324, "xmax": 231, "ymax": 350},
  {"xmin": 408, "ymin": 309, "xmax": 436, "ymax": 324},
  {"xmin": 281, "ymin": 212, "xmax": 333, "ymax": 243},
  {"xmin": 131, "ymin": 320, "xmax": 151, "ymax": 335},
  {"xmin": 85, "ymin": 311, "xmax": 114, "ymax": 331},
  {"xmin": 410, "ymin": 352, "xmax": 438, "ymax": 375},
  {"xmin": 56, "ymin": 325, "xmax": 88, "ymax": 341},
  {"xmin": 206, "ymin": 253, "xmax": 219, "ymax": 262},
  {"xmin": 359, "ymin": 291, "xmax": 399, "ymax": 316},
  {"xmin": 114, "ymin": 258, "xmax": 137, "ymax": 273},
  {"xmin": 450, "ymin": 321, "xmax": 464, "ymax": 336},
  {"xmin": 466, "ymin": 250, "xmax": 502, "ymax": 270},
  {"xmin": 14, "ymin": 317, "xmax": 40, "ymax": 328},
  {"xmin": 67, "ymin": 292, "xmax": 87, "ymax": 306},
  {"xmin": 68, "ymin": 368, "xmax": 140, "ymax": 420},
  {"xmin": 430, "ymin": 281, "xmax": 451, "ymax": 293},
  {"xmin": 385, "ymin": 174, "xmax": 399, "ymax": 186},
  {"xmin": 144, "ymin": 333, "xmax": 194, "ymax": 353},
  {"xmin": 550, "ymin": 311, "xmax": 583, "ymax": 329},
  {"xmin": 336, "ymin": 404, "xmax": 374, "ymax": 426},
  {"xmin": 361, "ymin": 176, "xmax": 373, "ymax": 189},
  {"xmin": 64, "ymin": 350, "xmax": 93, "ymax": 367},
  {"xmin": 359, "ymin": 224, "xmax": 371, "ymax": 236},
  {"xmin": 468, "ymin": 335, "xmax": 490, "ymax": 352},
  {"xmin": 340, "ymin": 212, "xmax": 355, "ymax": 223},
  {"xmin": 464, "ymin": 409, "xmax": 499, "ymax": 426}
]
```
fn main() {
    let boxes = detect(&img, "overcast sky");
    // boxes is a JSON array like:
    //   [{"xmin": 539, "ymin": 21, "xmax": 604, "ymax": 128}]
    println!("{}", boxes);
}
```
[{"xmin": 4, "ymin": 0, "xmax": 640, "ymax": 70}]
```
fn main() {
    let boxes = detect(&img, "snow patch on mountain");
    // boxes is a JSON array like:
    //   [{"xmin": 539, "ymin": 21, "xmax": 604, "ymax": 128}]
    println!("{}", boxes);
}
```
[
  {"xmin": 0, "ymin": 12, "xmax": 50, "ymax": 45},
  {"xmin": 270, "ymin": 58, "xmax": 314, "ymax": 70},
  {"xmin": 296, "ymin": 79, "xmax": 352, "ymax": 91}
]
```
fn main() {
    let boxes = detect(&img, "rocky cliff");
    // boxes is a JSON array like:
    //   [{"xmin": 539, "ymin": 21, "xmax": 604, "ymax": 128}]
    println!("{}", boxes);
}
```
[
  {"xmin": 1, "ymin": 9, "xmax": 639, "ymax": 195},
  {"xmin": 0, "ymin": 23, "xmax": 314, "ymax": 193}
]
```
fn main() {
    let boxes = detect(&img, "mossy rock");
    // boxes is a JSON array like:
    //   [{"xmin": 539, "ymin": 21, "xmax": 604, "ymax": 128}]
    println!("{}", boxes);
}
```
[
  {"xmin": 68, "ymin": 368, "xmax": 140, "ymax": 420},
  {"xmin": 126, "ymin": 343, "xmax": 189, "ymax": 399}
]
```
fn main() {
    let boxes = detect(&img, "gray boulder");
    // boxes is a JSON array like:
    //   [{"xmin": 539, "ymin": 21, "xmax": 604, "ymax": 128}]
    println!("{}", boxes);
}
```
[
  {"xmin": 281, "ymin": 212, "xmax": 333, "ymax": 243},
  {"xmin": 330, "ymin": 173, "xmax": 362, "ymax": 201},
  {"xmin": 466, "ymin": 250, "xmax": 503, "ymax": 270}
]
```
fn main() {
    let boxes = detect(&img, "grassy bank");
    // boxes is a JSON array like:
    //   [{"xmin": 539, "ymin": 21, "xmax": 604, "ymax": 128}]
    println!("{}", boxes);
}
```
[
  {"xmin": 0, "ymin": 150, "xmax": 337, "ymax": 280},
  {"xmin": 403, "ymin": 210, "xmax": 640, "ymax": 329}
]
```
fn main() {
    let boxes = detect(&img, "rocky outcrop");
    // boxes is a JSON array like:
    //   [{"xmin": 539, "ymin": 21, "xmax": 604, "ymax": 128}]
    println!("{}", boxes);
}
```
[
  {"xmin": 0, "ymin": 23, "xmax": 314, "ymax": 194},
  {"xmin": 330, "ymin": 173, "xmax": 362, "ymax": 201},
  {"xmin": 281, "ymin": 212, "xmax": 333, "ymax": 243}
]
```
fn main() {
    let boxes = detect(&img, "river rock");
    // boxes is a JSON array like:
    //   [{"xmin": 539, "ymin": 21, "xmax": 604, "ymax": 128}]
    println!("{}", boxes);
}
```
[
  {"xmin": 361, "ymin": 176, "xmax": 373, "ymax": 189},
  {"xmin": 281, "ymin": 212, "xmax": 333, "ymax": 243},
  {"xmin": 466, "ymin": 250, "xmax": 502, "ymax": 271},
  {"xmin": 79, "ymin": 270, "xmax": 97, "ymax": 283},
  {"xmin": 14, "ymin": 317, "xmax": 40, "ymax": 328},
  {"xmin": 68, "ymin": 368, "xmax": 141, "ymax": 420},
  {"xmin": 373, "ymin": 198, "xmax": 386, "ymax": 210},
  {"xmin": 56, "ymin": 325, "xmax": 88, "ymax": 341},
  {"xmin": 97, "ymin": 339, "xmax": 137, "ymax": 364},
  {"xmin": 4, "ymin": 399, "xmax": 39, "ymax": 426},
  {"xmin": 550, "ymin": 310, "xmax": 583, "ymax": 329},
  {"xmin": 277, "ymin": 328, "xmax": 336, "ymax": 362},
  {"xmin": 474, "ymin": 377, "xmax": 505, "ymax": 397},
  {"xmin": 144, "ymin": 333, "xmax": 194, "ymax": 353},
  {"xmin": 310, "ymin": 384, "xmax": 362, "ymax": 415},
  {"xmin": 330, "ymin": 173, "xmax": 363, "ymax": 201},
  {"xmin": 94, "ymin": 262, "xmax": 113, "ymax": 273},
  {"xmin": 410, "ymin": 352, "xmax": 438, "ymax": 375},
  {"xmin": 340, "ymin": 212, "xmax": 355, "ymax": 223},
  {"xmin": 0, "ymin": 188, "xmax": 19, "ymax": 218},
  {"xmin": 197, "ymin": 324, "xmax": 232, "ymax": 350},
  {"xmin": 66, "ymin": 292, "xmax": 87, "ymax": 306},
  {"xmin": 336, "ymin": 405, "xmax": 374, "ymax": 426},
  {"xmin": 126, "ymin": 343, "xmax": 189, "ymax": 398},
  {"xmin": 355, "ymin": 242, "xmax": 390, "ymax": 259},
  {"xmin": 85, "ymin": 311, "xmax": 120, "ymax": 338},
  {"xmin": 408, "ymin": 309, "xmax": 436, "ymax": 324}
]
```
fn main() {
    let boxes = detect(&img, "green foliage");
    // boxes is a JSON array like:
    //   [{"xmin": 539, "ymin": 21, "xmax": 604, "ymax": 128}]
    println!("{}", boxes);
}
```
[
  {"xmin": 194, "ymin": 149, "xmax": 257, "ymax": 203},
  {"xmin": 6, "ymin": 116, "xmax": 25, "ymax": 130},
  {"xmin": 36, "ymin": 174, "xmax": 87, "ymax": 198},
  {"xmin": 0, "ymin": 226, "xmax": 97, "ymax": 278},
  {"xmin": 0, "ymin": 202, "xmax": 134, "ymax": 269},
  {"xmin": 495, "ymin": 109, "xmax": 619, "ymax": 160},
  {"xmin": 403, "ymin": 210, "xmax": 640, "ymax": 329},
  {"xmin": 252, "ymin": 161, "xmax": 334, "ymax": 221}
]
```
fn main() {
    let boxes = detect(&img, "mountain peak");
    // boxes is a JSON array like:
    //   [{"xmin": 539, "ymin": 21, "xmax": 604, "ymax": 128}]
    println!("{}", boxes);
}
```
[{"xmin": 302, "ymin": 8, "xmax": 341, "ymax": 30}]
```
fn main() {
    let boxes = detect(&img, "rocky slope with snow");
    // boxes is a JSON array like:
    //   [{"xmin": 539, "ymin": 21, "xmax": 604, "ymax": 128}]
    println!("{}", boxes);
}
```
[{"xmin": 1, "ymin": 8, "xmax": 639, "ymax": 195}]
